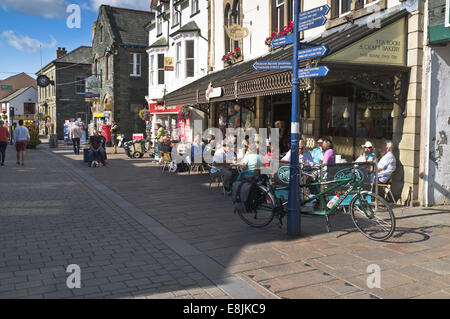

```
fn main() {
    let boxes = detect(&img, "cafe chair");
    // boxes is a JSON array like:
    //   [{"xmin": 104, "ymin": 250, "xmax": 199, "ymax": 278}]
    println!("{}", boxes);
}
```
[
  {"xmin": 161, "ymin": 152, "xmax": 175, "ymax": 173},
  {"xmin": 372, "ymin": 176, "xmax": 396, "ymax": 203},
  {"xmin": 208, "ymin": 164, "xmax": 226, "ymax": 196}
]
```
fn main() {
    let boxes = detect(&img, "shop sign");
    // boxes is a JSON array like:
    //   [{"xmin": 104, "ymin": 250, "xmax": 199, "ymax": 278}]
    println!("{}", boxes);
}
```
[
  {"xmin": 205, "ymin": 83, "xmax": 223, "ymax": 101},
  {"xmin": 149, "ymin": 103, "xmax": 182, "ymax": 113},
  {"xmin": 225, "ymin": 24, "xmax": 249, "ymax": 41},
  {"xmin": 323, "ymin": 18, "xmax": 406, "ymax": 66},
  {"xmin": 164, "ymin": 57, "xmax": 174, "ymax": 71},
  {"xmin": 133, "ymin": 133, "xmax": 144, "ymax": 140},
  {"xmin": 85, "ymin": 75, "xmax": 100, "ymax": 98},
  {"xmin": 93, "ymin": 113, "xmax": 104, "ymax": 118},
  {"xmin": 104, "ymin": 103, "xmax": 112, "ymax": 110}
]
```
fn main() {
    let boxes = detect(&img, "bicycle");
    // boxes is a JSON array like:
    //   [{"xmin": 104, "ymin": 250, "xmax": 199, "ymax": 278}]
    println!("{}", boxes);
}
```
[{"xmin": 236, "ymin": 164, "xmax": 396, "ymax": 241}]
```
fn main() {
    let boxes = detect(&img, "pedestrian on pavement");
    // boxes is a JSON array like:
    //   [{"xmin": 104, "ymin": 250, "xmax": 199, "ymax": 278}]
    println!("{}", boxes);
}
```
[
  {"xmin": 111, "ymin": 120, "xmax": 120, "ymax": 154},
  {"xmin": 13, "ymin": 120, "xmax": 30, "ymax": 166},
  {"xmin": 0, "ymin": 120, "xmax": 9, "ymax": 166},
  {"xmin": 69, "ymin": 121, "xmax": 82, "ymax": 155}
]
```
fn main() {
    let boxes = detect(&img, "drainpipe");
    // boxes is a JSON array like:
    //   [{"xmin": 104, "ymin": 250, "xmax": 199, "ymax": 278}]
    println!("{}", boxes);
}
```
[{"xmin": 421, "ymin": 0, "xmax": 431, "ymax": 207}]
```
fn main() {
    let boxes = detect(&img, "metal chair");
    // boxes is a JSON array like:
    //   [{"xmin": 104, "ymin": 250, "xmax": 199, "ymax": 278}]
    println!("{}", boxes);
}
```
[
  {"xmin": 161, "ymin": 152, "xmax": 175, "ymax": 173},
  {"xmin": 377, "ymin": 177, "xmax": 396, "ymax": 203},
  {"xmin": 208, "ymin": 164, "xmax": 226, "ymax": 196}
]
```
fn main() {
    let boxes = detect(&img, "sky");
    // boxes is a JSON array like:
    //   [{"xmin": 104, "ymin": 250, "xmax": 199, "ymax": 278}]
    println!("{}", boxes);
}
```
[{"xmin": 0, "ymin": 0, "xmax": 152, "ymax": 80}]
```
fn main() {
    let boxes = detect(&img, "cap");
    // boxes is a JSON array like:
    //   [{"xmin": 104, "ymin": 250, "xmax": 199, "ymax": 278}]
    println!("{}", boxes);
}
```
[{"xmin": 361, "ymin": 141, "xmax": 373, "ymax": 148}]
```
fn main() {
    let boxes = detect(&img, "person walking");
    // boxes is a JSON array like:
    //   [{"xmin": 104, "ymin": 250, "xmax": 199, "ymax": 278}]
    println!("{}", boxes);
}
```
[
  {"xmin": 0, "ymin": 120, "xmax": 9, "ymax": 166},
  {"xmin": 69, "ymin": 122, "xmax": 82, "ymax": 155},
  {"xmin": 13, "ymin": 120, "xmax": 30, "ymax": 166},
  {"xmin": 111, "ymin": 121, "xmax": 119, "ymax": 154}
]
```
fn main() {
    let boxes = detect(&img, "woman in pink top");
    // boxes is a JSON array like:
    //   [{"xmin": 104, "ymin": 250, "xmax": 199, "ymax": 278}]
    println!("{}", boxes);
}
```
[
  {"xmin": 322, "ymin": 138, "xmax": 335, "ymax": 165},
  {"xmin": 0, "ymin": 120, "xmax": 9, "ymax": 166}
]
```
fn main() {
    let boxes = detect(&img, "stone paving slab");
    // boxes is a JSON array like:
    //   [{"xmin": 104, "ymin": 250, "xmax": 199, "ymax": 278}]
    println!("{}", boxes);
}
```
[{"xmin": 11, "ymin": 145, "xmax": 450, "ymax": 299}]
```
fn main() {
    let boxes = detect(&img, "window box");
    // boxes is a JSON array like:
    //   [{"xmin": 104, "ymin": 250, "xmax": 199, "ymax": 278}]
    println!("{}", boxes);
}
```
[{"xmin": 222, "ymin": 47, "xmax": 242, "ymax": 66}]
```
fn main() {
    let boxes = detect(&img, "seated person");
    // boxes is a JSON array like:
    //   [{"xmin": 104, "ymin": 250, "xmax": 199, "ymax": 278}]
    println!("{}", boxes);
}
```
[
  {"xmin": 211, "ymin": 142, "xmax": 238, "ymax": 192},
  {"xmin": 311, "ymin": 138, "xmax": 325, "ymax": 165},
  {"xmin": 88, "ymin": 130, "xmax": 105, "ymax": 167},
  {"xmin": 281, "ymin": 139, "xmax": 313, "ymax": 166},
  {"xmin": 242, "ymin": 144, "xmax": 264, "ymax": 172},
  {"xmin": 356, "ymin": 141, "xmax": 376, "ymax": 163},
  {"xmin": 376, "ymin": 141, "xmax": 396, "ymax": 184}
]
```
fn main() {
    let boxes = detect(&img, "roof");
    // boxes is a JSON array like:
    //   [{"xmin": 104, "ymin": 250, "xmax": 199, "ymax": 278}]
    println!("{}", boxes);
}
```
[
  {"xmin": 164, "ymin": 8, "xmax": 410, "ymax": 107},
  {"xmin": 0, "ymin": 86, "xmax": 36, "ymax": 103},
  {"xmin": 170, "ymin": 21, "xmax": 200, "ymax": 37},
  {"xmin": 104, "ymin": 6, "xmax": 154, "ymax": 46},
  {"xmin": 36, "ymin": 46, "xmax": 92, "ymax": 75},
  {"xmin": 55, "ymin": 46, "xmax": 92, "ymax": 64},
  {"xmin": 149, "ymin": 37, "xmax": 169, "ymax": 48}
]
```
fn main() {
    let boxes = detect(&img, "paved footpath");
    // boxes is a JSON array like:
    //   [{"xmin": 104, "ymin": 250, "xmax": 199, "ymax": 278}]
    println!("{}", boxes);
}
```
[{"xmin": 1, "ymin": 143, "xmax": 450, "ymax": 299}]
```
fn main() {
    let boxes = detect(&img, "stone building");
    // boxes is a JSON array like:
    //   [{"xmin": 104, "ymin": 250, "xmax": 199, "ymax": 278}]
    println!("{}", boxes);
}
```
[
  {"xmin": 36, "ymin": 46, "xmax": 92, "ymax": 138},
  {"xmin": 90, "ymin": 5, "xmax": 154, "ymax": 140}
]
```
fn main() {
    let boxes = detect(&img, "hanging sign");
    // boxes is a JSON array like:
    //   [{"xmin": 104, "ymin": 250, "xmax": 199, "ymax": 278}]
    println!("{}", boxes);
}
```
[
  {"xmin": 164, "ymin": 57, "xmax": 174, "ymax": 71},
  {"xmin": 225, "ymin": 24, "xmax": 250, "ymax": 41}
]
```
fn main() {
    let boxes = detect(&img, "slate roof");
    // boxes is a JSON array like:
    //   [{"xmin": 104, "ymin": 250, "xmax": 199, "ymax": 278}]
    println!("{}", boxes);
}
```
[
  {"xmin": 170, "ymin": 21, "xmax": 201, "ymax": 37},
  {"xmin": 164, "ymin": 8, "xmax": 410, "ymax": 106},
  {"xmin": 55, "ymin": 46, "xmax": 92, "ymax": 64},
  {"xmin": 149, "ymin": 37, "xmax": 169, "ymax": 48},
  {"xmin": 0, "ymin": 86, "xmax": 36, "ymax": 103},
  {"xmin": 104, "ymin": 6, "xmax": 154, "ymax": 46}
]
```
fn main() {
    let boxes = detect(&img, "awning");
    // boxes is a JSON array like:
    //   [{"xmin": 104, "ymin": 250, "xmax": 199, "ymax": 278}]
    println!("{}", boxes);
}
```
[{"xmin": 164, "ymin": 9, "xmax": 410, "ymax": 110}]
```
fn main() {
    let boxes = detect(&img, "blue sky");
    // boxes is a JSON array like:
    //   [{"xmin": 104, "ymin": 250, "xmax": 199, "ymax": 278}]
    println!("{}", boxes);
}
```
[{"xmin": 0, "ymin": 0, "xmax": 151, "ymax": 80}]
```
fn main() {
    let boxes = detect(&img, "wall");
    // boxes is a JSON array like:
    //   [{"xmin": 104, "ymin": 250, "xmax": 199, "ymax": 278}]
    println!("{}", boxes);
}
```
[{"xmin": 8, "ymin": 87, "xmax": 38, "ymax": 119}]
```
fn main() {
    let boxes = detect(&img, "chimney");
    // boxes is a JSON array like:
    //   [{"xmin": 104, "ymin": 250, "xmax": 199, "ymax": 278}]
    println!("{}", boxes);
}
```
[{"xmin": 57, "ymin": 47, "xmax": 67, "ymax": 58}]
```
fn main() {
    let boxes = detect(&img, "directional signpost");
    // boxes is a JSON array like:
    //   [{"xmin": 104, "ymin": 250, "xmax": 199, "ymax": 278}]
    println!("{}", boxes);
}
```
[{"xmin": 253, "ymin": 0, "xmax": 331, "ymax": 235}]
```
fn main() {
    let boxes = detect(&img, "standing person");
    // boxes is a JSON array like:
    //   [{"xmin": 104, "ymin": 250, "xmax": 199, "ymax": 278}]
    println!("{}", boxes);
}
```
[
  {"xmin": 13, "ymin": 120, "xmax": 30, "ymax": 166},
  {"xmin": 111, "ymin": 121, "xmax": 120, "ymax": 154},
  {"xmin": 0, "ymin": 120, "xmax": 9, "ymax": 166},
  {"xmin": 69, "ymin": 122, "xmax": 82, "ymax": 155},
  {"xmin": 311, "ymin": 138, "xmax": 325, "ymax": 165},
  {"xmin": 322, "ymin": 138, "xmax": 336, "ymax": 165}
]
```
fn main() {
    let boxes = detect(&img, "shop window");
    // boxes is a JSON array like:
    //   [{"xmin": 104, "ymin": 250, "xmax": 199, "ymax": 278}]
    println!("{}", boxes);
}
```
[
  {"xmin": 157, "ymin": 53, "xmax": 165, "ymax": 84},
  {"xmin": 130, "ymin": 53, "xmax": 141, "ymax": 77},
  {"xmin": 217, "ymin": 102, "xmax": 255, "ymax": 137},
  {"xmin": 320, "ymin": 85, "xmax": 393, "ymax": 144},
  {"xmin": 185, "ymin": 40, "xmax": 194, "ymax": 78}
]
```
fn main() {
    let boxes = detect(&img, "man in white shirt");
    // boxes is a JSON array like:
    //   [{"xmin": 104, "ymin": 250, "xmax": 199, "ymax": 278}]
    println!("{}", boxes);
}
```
[
  {"xmin": 377, "ymin": 141, "xmax": 396, "ymax": 183},
  {"xmin": 281, "ymin": 139, "xmax": 313, "ymax": 166},
  {"xmin": 69, "ymin": 122, "xmax": 82, "ymax": 155},
  {"xmin": 13, "ymin": 120, "xmax": 30, "ymax": 166},
  {"xmin": 211, "ymin": 142, "xmax": 236, "ymax": 192}
]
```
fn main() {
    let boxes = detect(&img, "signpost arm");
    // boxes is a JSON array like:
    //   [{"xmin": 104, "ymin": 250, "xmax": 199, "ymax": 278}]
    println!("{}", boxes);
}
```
[{"xmin": 287, "ymin": 0, "xmax": 301, "ymax": 235}]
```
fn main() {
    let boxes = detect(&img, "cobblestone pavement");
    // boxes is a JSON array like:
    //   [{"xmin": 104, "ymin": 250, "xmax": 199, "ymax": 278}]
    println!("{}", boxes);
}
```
[
  {"xmin": 0, "ymin": 145, "xmax": 236, "ymax": 299},
  {"xmin": 1, "ymin": 143, "xmax": 450, "ymax": 299}
]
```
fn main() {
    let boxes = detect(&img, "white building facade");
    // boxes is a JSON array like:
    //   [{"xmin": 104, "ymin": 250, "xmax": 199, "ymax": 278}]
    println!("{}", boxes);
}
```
[
  {"xmin": 0, "ymin": 86, "xmax": 38, "ymax": 127},
  {"xmin": 146, "ymin": 0, "xmax": 209, "ymax": 142}
]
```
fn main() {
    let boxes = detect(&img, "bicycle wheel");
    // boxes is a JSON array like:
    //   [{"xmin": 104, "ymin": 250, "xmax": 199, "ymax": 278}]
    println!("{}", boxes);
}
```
[
  {"xmin": 350, "ymin": 191, "xmax": 396, "ymax": 241},
  {"xmin": 238, "ymin": 185, "xmax": 276, "ymax": 228}
]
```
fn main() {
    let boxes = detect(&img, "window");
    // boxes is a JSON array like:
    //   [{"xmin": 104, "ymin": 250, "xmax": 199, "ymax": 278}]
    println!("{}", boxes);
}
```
[
  {"xmin": 172, "ymin": 2, "xmax": 180, "ymax": 26},
  {"xmin": 150, "ymin": 55, "xmax": 155, "ymax": 85},
  {"xmin": 331, "ymin": 0, "xmax": 380, "ymax": 19},
  {"xmin": 340, "ymin": 0, "xmax": 352, "ymax": 15},
  {"xmin": 76, "ymin": 77, "xmax": 85, "ymax": 94},
  {"xmin": 276, "ymin": 0, "xmax": 285, "ymax": 31},
  {"xmin": 175, "ymin": 42, "xmax": 181, "ymax": 79},
  {"xmin": 157, "ymin": 16, "xmax": 163, "ymax": 35},
  {"xmin": 191, "ymin": 0, "xmax": 199, "ymax": 15},
  {"xmin": 99, "ymin": 25, "xmax": 103, "ymax": 43},
  {"xmin": 105, "ymin": 54, "xmax": 110, "ymax": 80},
  {"xmin": 224, "ymin": 4, "xmax": 232, "ymax": 54},
  {"xmin": 24, "ymin": 103, "xmax": 35, "ymax": 115},
  {"xmin": 157, "ymin": 53, "xmax": 165, "ymax": 85},
  {"xmin": 130, "ymin": 53, "xmax": 141, "ymax": 77},
  {"xmin": 185, "ymin": 40, "xmax": 194, "ymax": 78}
]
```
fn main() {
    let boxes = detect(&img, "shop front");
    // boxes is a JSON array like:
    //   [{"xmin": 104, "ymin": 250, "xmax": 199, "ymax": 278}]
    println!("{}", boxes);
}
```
[{"xmin": 149, "ymin": 103, "xmax": 182, "ymax": 142}]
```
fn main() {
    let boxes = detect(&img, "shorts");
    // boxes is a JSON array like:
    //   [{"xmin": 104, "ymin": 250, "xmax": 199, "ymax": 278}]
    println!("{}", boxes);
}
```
[
  {"xmin": 15, "ymin": 141, "xmax": 27, "ymax": 151},
  {"xmin": 111, "ymin": 134, "xmax": 118, "ymax": 146}
]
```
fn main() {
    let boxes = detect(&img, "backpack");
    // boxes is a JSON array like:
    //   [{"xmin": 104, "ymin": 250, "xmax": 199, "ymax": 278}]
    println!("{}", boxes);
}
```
[{"xmin": 231, "ymin": 177, "xmax": 260, "ymax": 215}]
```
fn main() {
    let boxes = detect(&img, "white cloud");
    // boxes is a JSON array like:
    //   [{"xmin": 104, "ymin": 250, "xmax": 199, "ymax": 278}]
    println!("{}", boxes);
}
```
[
  {"xmin": 0, "ymin": 30, "xmax": 57, "ymax": 53},
  {"xmin": 86, "ymin": 0, "xmax": 151, "ymax": 12},
  {"xmin": 1, "ymin": 0, "xmax": 68, "ymax": 19}
]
